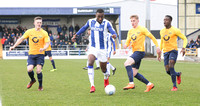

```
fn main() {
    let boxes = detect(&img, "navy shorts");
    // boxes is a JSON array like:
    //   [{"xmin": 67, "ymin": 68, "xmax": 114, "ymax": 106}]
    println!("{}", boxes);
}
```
[
  {"xmin": 45, "ymin": 51, "xmax": 52, "ymax": 57},
  {"xmin": 164, "ymin": 50, "xmax": 178, "ymax": 66},
  {"xmin": 130, "ymin": 51, "xmax": 145, "ymax": 69},
  {"xmin": 27, "ymin": 54, "xmax": 45, "ymax": 67}
]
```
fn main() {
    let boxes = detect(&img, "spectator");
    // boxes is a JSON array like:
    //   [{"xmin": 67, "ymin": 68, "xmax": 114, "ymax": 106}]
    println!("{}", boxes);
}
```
[
  {"xmin": 57, "ymin": 25, "xmax": 62, "ymax": 35},
  {"xmin": 59, "ymin": 33, "xmax": 65, "ymax": 41},
  {"xmin": 62, "ymin": 24, "xmax": 68, "ymax": 36},
  {"xmin": 1, "ymin": 36, "xmax": 6, "ymax": 48},
  {"xmin": 11, "ymin": 32, "xmax": 15, "ymax": 37},
  {"xmin": 75, "ymin": 24, "xmax": 80, "ymax": 33},
  {"xmin": 194, "ymin": 35, "xmax": 200, "ymax": 48},
  {"xmin": 82, "ymin": 36, "xmax": 89, "ymax": 45},
  {"xmin": 64, "ymin": 34, "xmax": 69, "ymax": 43},
  {"xmin": 68, "ymin": 31, "xmax": 73, "ymax": 42},
  {"xmin": 48, "ymin": 29, "xmax": 52, "ymax": 35},
  {"xmin": 69, "ymin": 25, "xmax": 74, "ymax": 33},
  {"xmin": 186, "ymin": 39, "xmax": 195, "ymax": 48},
  {"xmin": 0, "ymin": 25, "xmax": 3, "ymax": 38}
]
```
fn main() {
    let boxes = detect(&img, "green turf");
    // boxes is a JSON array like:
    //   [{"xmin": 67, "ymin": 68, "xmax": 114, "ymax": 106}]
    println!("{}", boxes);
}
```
[{"xmin": 0, "ymin": 59, "xmax": 200, "ymax": 105}]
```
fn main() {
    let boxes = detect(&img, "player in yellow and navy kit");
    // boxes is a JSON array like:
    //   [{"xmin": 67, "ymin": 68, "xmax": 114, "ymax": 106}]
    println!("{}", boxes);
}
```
[
  {"xmin": 44, "ymin": 40, "xmax": 57, "ymax": 72},
  {"xmin": 9, "ymin": 16, "xmax": 50, "ymax": 91},
  {"xmin": 123, "ymin": 15, "xmax": 161, "ymax": 92},
  {"xmin": 160, "ymin": 15, "xmax": 187, "ymax": 91}
]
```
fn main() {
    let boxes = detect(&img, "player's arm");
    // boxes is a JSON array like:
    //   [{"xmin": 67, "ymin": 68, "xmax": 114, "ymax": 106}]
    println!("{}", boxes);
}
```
[
  {"xmin": 124, "ymin": 31, "xmax": 131, "ymax": 49},
  {"xmin": 145, "ymin": 28, "xmax": 161, "ymax": 61},
  {"xmin": 176, "ymin": 29, "xmax": 188, "ymax": 56},
  {"xmin": 9, "ymin": 30, "xmax": 30, "ymax": 51},
  {"xmin": 111, "ymin": 36, "xmax": 116, "ymax": 55},
  {"xmin": 107, "ymin": 22, "xmax": 117, "ymax": 39},
  {"xmin": 9, "ymin": 37, "xmax": 25, "ymax": 51},
  {"xmin": 40, "ymin": 35, "xmax": 50, "ymax": 52},
  {"xmin": 72, "ymin": 20, "xmax": 89, "ymax": 41}
]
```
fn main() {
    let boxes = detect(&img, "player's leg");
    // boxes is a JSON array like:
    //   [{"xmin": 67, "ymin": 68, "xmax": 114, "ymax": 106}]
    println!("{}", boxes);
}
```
[
  {"xmin": 88, "ymin": 54, "xmax": 96, "ymax": 93},
  {"xmin": 168, "ymin": 50, "xmax": 180, "ymax": 91},
  {"xmin": 83, "ymin": 60, "xmax": 88, "ymax": 70},
  {"xmin": 123, "ymin": 56, "xmax": 135, "ymax": 90},
  {"xmin": 36, "ymin": 54, "xmax": 45, "ymax": 91},
  {"xmin": 98, "ymin": 50, "xmax": 109, "ymax": 87},
  {"xmin": 106, "ymin": 57, "xmax": 111, "ymax": 76},
  {"xmin": 94, "ymin": 58, "xmax": 100, "ymax": 70},
  {"xmin": 26, "ymin": 55, "xmax": 36, "ymax": 89},
  {"xmin": 164, "ymin": 52, "xmax": 171, "ymax": 76},
  {"xmin": 109, "ymin": 62, "xmax": 116, "ymax": 75},
  {"xmin": 47, "ymin": 51, "xmax": 56, "ymax": 72}
]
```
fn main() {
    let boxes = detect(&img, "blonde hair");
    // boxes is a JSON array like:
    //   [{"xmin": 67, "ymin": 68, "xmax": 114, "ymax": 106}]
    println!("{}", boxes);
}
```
[
  {"xmin": 130, "ymin": 15, "xmax": 139, "ymax": 20},
  {"xmin": 34, "ymin": 16, "xmax": 42, "ymax": 21}
]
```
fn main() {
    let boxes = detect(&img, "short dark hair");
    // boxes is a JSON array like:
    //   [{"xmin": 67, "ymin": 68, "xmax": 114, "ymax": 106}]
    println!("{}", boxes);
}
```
[
  {"xmin": 165, "ymin": 15, "xmax": 172, "ymax": 21},
  {"xmin": 96, "ymin": 9, "xmax": 104, "ymax": 13}
]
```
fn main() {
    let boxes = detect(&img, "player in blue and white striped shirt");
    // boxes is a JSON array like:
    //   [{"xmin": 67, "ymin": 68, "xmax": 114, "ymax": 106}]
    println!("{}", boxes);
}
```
[
  {"xmin": 72, "ymin": 9, "xmax": 117, "ymax": 93},
  {"xmin": 106, "ymin": 33, "xmax": 116, "ymax": 76}
]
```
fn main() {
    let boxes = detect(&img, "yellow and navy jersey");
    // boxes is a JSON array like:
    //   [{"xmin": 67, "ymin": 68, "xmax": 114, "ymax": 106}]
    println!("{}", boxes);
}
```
[
  {"xmin": 45, "ymin": 36, "xmax": 52, "ymax": 51},
  {"xmin": 22, "ymin": 28, "xmax": 50, "ymax": 55},
  {"xmin": 160, "ymin": 26, "xmax": 187, "ymax": 53},
  {"xmin": 125, "ymin": 25, "xmax": 159, "ymax": 53}
]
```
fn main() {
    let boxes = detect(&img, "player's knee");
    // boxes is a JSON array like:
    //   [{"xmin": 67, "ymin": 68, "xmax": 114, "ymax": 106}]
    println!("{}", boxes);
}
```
[{"xmin": 124, "ymin": 61, "xmax": 131, "ymax": 66}]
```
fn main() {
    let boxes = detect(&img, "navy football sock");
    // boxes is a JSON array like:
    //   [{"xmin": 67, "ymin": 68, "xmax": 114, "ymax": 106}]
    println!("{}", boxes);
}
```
[
  {"xmin": 135, "ymin": 73, "xmax": 149, "ymax": 85},
  {"xmin": 166, "ymin": 71, "xmax": 171, "ymax": 76},
  {"xmin": 169, "ymin": 67, "xmax": 177, "ymax": 87},
  {"xmin": 125, "ymin": 66, "xmax": 133, "ymax": 82},
  {"xmin": 51, "ymin": 60, "xmax": 56, "ymax": 69},
  {"xmin": 37, "ymin": 73, "xmax": 43, "ymax": 87},
  {"xmin": 28, "ymin": 71, "xmax": 35, "ymax": 82}
]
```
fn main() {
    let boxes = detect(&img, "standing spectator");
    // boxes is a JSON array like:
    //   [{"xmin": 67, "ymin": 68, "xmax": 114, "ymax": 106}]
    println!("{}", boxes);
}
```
[
  {"xmin": 68, "ymin": 31, "xmax": 73, "ymax": 42},
  {"xmin": 0, "ymin": 25, "xmax": 3, "ymax": 38},
  {"xmin": 48, "ymin": 29, "xmax": 52, "ymax": 35},
  {"xmin": 186, "ymin": 39, "xmax": 195, "ymax": 48},
  {"xmin": 1, "ymin": 36, "xmax": 6, "ymax": 48},
  {"xmin": 62, "ymin": 24, "xmax": 68, "ymax": 36},
  {"xmin": 57, "ymin": 25, "xmax": 62, "ymax": 35},
  {"xmin": 69, "ymin": 25, "xmax": 74, "ymax": 34},
  {"xmin": 75, "ymin": 24, "xmax": 80, "ymax": 33},
  {"xmin": 64, "ymin": 34, "xmax": 69, "ymax": 43}
]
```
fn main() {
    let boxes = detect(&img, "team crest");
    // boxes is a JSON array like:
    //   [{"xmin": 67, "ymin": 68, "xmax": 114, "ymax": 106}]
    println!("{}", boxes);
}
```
[
  {"xmin": 137, "ymin": 32, "xmax": 140, "ymax": 34},
  {"xmin": 131, "ymin": 34, "xmax": 137, "ymax": 41},
  {"xmin": 32, "ymin": 37, "xmax": 39, "ymax": 43},
  {"xmin": 169, "ymin": 32, "xmax": 172, "ymax": 34},
  {"xmin": 163, "ymin": 35, "xmax": 170, "ymax": 41},
  {"xmin": 38, "ymin": 35, "xmax": 42, "ymax": 38}
]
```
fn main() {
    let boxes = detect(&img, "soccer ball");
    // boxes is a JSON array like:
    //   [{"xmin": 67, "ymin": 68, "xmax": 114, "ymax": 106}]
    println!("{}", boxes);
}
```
[{"xmin": 105, "ymin": 84, "xmax": 116, "ymax": 95}]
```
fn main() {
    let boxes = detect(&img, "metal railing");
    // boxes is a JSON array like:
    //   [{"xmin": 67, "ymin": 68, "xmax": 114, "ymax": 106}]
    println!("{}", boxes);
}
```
[{"xmin": 4, "ymin": 45, "xmax": 88, "ymax": 51}]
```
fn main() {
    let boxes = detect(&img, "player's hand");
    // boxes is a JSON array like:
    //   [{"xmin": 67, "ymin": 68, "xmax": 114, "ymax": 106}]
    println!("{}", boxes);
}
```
[
  {"xmin": 156, "ymin": 47, "xmax": 161, "ymax": 62},
  {"xmin": 113, "ymin": 51, "xmax": 116, "ymax": 55},
  {"xmin": 112, "ymin": 34, "xmax": 116, "ymax": 39},
  {"xmin": 39, "ymin": 48, "xmax": 45, "ymax": 52},
  {"xmin": 180, "ymin": 48, "xmax": 186, "ymax": 56},
  {"xmin": 9, "ymin": 46, "xmax": 15, "ymax": 52},
  {"xmin": 71, "ymin": 35, "xmax": 76, "ymax": 42},
  {"xmin": 123, "ymin": 45, "xmax": 127, "ymax": 49}
]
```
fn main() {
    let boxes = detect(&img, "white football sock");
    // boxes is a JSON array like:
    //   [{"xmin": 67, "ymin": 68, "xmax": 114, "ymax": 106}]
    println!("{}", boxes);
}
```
[
  {"xmin": 88, "ymin": 67, "xmax": 94, "ymax": 87},
  {"xmin": 109, "ymin": 63, "xmax": 115, "ymax": 70},
  {"xmin": 107, "ymin": 63, "xmax": 110, "ymax": 75}
]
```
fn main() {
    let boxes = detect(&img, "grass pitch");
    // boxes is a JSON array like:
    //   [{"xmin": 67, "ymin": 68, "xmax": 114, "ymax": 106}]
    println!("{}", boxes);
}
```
[{"xmin": 0, "ymin": 59, "xmax": 199, "ymax": 105}]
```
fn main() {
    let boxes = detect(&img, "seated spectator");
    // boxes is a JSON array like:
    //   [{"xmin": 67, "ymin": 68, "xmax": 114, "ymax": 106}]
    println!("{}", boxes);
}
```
[
  {"xmin": 194, "ymin": 35, "xmax": 200, "ymax": 48},
  {"xmin": 186, "ymin": 39, "xmax": 195, "ymax": 48}
]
